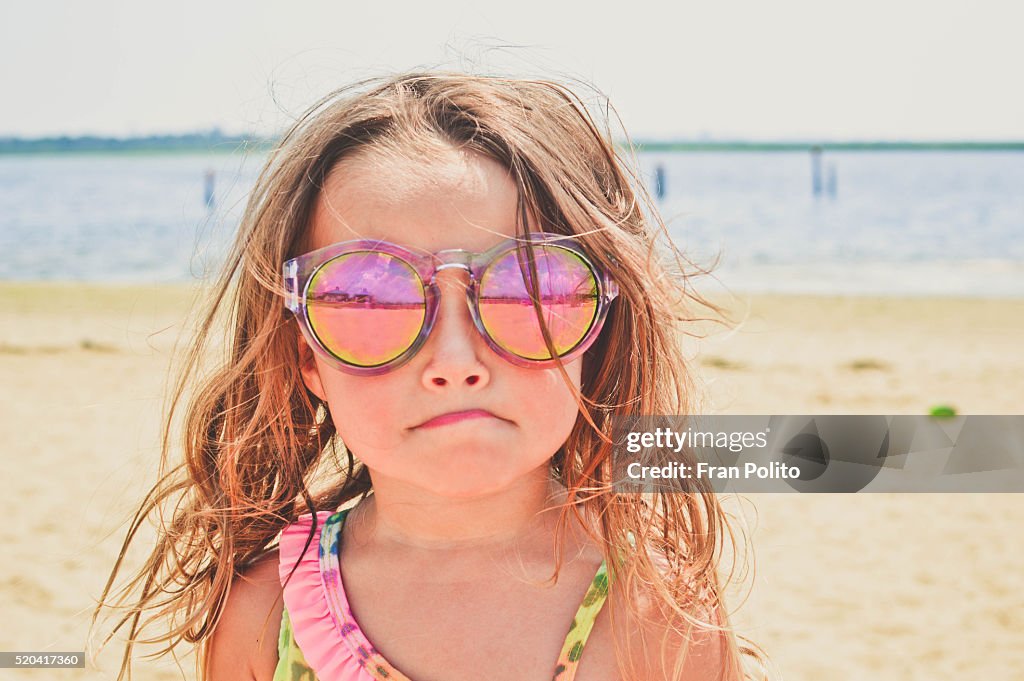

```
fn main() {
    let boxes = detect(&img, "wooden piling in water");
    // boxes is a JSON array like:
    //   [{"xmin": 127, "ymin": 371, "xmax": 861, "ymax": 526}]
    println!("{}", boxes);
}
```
[{"xmin": 810, "ymin": 145, "xmax": 823, "ymax": 196}]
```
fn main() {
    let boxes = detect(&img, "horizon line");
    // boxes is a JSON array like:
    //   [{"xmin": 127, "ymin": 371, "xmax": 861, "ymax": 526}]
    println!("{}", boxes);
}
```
[{"xmin": 1, "ymin": 130, "xmax": 1022, "ymax": 153}]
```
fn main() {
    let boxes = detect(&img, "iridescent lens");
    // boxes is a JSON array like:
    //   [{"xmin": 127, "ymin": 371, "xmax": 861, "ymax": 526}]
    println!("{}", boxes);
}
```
[
  {"xmin": 306, "ymin": 252, "xmax": 426, "ymax": 367},
  {"xmin": 478, "ymin": 245, "xmax": 599, "ymax": 360}
]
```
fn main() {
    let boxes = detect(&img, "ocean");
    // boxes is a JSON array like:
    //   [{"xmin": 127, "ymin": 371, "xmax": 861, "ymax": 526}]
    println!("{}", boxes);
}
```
[{"xmin": 1, "ymin": 150, "xmax": 1021, "ymax": 296}]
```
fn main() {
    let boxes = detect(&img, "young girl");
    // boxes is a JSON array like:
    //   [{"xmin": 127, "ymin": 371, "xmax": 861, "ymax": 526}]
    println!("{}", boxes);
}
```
[{"xmin": 90, "ymin": 72, "xmax": 766, "ymax": 680}]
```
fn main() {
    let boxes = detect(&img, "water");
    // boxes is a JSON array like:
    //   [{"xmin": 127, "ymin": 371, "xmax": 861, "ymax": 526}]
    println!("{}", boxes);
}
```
[
  {"xmin": 1, "ymin": 150, "xmax": 1021, "ymax": 296},
  {"xmin": 0, "ymin": 153, "xmax": 256, "ymax": 283},
  {"xmin": 641, "ymin": 151, "xmax": 1024, "ymax": 297}
]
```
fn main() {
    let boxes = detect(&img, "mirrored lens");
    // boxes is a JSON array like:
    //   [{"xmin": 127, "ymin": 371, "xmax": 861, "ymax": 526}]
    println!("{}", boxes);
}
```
[
  {"xmin": 478, "ymin": 245, "xmax": 600, "ymax": 360},
  {"xmin": 306, "ymin": 252, "xmax": 426, "ymax": 367}
]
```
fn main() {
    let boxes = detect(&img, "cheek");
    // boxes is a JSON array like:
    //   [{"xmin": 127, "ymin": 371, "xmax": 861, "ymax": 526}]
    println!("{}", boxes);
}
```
[
  {"xmin": 518, "ymin": 361, "xmax": 583, "ymax": 438},
  {"xmin": 314, "ymin": 364, "xmax": 408, "ymax": 452}
]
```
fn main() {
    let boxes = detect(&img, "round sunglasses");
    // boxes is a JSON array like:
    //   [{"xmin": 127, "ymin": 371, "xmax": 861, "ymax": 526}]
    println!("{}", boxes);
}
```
[{"xmin": 283, "ymin": 232, "xmax": 619, "ymax": 375}]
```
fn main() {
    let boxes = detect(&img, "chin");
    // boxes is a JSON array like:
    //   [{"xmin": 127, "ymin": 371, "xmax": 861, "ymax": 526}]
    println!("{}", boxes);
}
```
[{"xmin": 420, "ymin": 460, "xmax": 536, "ymax": 499}]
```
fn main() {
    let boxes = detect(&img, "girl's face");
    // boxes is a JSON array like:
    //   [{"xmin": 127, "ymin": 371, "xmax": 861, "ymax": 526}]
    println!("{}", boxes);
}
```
[{"xmin": 296, "ymin": 148, "xmax": 583, "ymax": 498}]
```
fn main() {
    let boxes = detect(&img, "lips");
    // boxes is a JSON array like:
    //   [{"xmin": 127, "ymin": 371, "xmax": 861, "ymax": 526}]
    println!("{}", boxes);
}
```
[{"xmin": 416, "ymin": 409, "xmax": 501, "ymax": 429}]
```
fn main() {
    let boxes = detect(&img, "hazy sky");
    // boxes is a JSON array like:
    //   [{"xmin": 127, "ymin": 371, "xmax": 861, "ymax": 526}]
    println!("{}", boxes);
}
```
[{"xmin": 3, "ymin": 0, "xmax": 1022, "ymax": 140}]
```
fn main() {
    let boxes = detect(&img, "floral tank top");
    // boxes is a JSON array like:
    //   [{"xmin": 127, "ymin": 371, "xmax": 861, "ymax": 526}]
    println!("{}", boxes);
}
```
[{"xmin": 274, "ymin": 509, "xmax": 611, "ymax": 681}]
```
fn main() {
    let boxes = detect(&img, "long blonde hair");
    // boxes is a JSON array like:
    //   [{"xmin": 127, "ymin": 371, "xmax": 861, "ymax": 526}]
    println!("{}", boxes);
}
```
[{"xmin": 90, "ymin": 72, "xmax": 767, "ymax": 680}]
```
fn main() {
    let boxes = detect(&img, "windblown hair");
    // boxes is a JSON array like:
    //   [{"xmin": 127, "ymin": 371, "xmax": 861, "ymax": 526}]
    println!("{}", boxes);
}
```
[{"xmin": 90, "ymin": 72, "xmax": 768, "ymax": 680}]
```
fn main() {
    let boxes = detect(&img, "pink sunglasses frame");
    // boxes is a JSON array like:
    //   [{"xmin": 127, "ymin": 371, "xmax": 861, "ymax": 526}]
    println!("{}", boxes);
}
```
[{"xmin": 283, "ymin": 232, "xmax": 619, "ymax": 375}]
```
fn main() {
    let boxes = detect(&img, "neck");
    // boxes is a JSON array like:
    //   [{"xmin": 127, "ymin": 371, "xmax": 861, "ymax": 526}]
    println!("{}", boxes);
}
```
[{"xmin": 348, "ymin": 466, "xmax": 570, "ymax": 555}]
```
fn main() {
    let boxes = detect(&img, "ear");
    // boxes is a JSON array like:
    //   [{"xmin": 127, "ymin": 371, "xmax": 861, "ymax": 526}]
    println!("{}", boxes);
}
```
[{"xmin": 295, "ymin": 329, "xmax": 328, "ymax": 403}]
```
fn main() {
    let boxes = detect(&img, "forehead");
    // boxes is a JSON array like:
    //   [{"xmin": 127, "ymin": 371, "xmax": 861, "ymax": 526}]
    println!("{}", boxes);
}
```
[{"xmin": 309, "ymin": 148, "xmax": 524, "ymax": 255}]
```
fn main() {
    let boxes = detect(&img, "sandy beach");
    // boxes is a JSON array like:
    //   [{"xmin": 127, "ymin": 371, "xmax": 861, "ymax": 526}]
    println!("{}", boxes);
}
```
[{"xmin": 1, "ymin": 282, "xmax": 1021, "ymax": 680}]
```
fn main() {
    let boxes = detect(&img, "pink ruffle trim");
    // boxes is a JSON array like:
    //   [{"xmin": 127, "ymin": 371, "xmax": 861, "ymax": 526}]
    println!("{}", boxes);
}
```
[{"xmin": 278, "ymin": 511, "xmax": 375, "ymax": 681}]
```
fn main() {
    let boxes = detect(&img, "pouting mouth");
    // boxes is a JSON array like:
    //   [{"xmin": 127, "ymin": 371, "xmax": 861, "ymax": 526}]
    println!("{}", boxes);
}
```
[{"xmin": 414, "ymin": 409, "xmax": 503, "ymax": 429}]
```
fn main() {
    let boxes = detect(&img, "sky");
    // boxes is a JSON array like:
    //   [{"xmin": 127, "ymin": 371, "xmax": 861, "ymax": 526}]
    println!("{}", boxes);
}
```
[{"xmin": 2, "ymin": 0, "xmax": 1022, "ymax": 141}]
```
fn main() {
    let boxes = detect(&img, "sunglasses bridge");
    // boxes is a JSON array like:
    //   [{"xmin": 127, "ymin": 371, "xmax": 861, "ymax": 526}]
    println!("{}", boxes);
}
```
[
  {"xmin": 430, "ymin": 249, "xmax": 477, "ymax": 282},
  {"xmin": 420, "ymin": 253, "xmax": 479, "ymax": 313},
  {"xmin": 426, "ymin": 247, "xmax": 554, "ymax": 286}
]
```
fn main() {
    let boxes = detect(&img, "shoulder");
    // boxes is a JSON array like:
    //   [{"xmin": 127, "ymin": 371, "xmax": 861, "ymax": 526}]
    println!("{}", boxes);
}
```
[
  {"xmin": 205, "ymin": 549, "xmax": 284, "ymax": 681},
  {"xmin": 608, "ymin": 576, "xmax": 737, "ymax": 681}
]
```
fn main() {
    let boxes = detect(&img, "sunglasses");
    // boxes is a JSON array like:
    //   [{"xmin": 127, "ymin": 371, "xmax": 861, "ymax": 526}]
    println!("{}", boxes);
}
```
[{"xmin": 283, "ymin": 232, "xmax": 619, "ymax": 375}]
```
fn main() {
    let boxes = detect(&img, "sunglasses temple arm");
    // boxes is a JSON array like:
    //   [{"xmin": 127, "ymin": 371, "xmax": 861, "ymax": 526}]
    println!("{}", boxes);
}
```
[
  {"xmin": 283, "ymin": 260, "xmax": 300, "ymax": 313},
  {"xmin": 605, "ymin": 276, "xmax": 620, "ymax": 301}
]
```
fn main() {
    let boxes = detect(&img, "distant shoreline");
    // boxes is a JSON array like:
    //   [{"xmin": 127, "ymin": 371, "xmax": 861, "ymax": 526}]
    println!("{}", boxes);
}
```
[
  {"xmin": 634, "ymin": 140, "xmax": 1024, "ymax": 152},
  {"xmin": 0, "ymin": 132, "xmax": 273, "ymax": 156},
  {"xmin": 1, "ymin": 133, "xmax": 1022, "ymax": 155}
]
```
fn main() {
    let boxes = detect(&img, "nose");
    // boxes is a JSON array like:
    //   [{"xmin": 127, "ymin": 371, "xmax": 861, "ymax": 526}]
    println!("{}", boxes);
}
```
[{"xmin": 420, "ymin": 270, "xmax": 491, "ymax": 391}]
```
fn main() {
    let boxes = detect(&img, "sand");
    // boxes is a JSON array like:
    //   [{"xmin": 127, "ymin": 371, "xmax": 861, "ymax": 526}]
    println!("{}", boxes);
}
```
[
  {"xmin": 690, "ymin": 292, "xmax": 1024, "ymax": 415},
  {"xmin": 0, "ymin": 282, "xmax": 1021, "ymax": 680}
]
